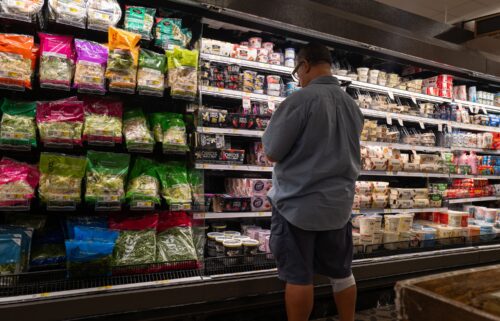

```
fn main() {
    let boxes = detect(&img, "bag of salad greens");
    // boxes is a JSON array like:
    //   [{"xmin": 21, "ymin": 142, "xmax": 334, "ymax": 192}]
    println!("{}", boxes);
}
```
[
  {"xmin": 156, "ymin": 211, "xmax": 197, "ymax": 265},
  {"xmin": 0, "ymin": 232, "xmax": 22, "ymax": 275},
  {"xmin": 74, "ymin": 226, "xmax": 119, "ymax": 243},
  {"xmin": 124, "ymin": 6, "xmax": 156, "ymax": 40},
  {"xmin": 0, "ymin": 226, "xmax": 33, "ymax": 272},
  {"xmin": 83, "ymin": 97, "xmax": 123, "ymax": 145},
  {"xmin": 156, "ymin": 161, "xmax": 192, "ymax": 207},
  {"xmin": 126, "ymin": 157, "xmax": 160, "ymax": 207},
  {"xmin": 65, "ymin": 215, "xmax": 108, "ymax": 239},
  {"xmin": 0, "ymin": 157, "xmax": 40, "ymax": 208},
  {"xmin": 166, "ymin": 47, "xmax": 198, "ymax": 101},
  {"xmin": 65, "ymin": 239, "xmax": 116, "ymax": 277},
  {"xmin": 39, "ymin": 153, "xmax": 87, "ymax": 207},
  {"xmin": 85, "ymin": 150, "xmax": 130, "ymax": 207},
  {"xmin": 137, "ymin": 48, "xmax": 166, "ymax": 96},
  {"xmin": 154, "ymin": 17, "xmax": 191, "ymax": 50},
  {"xmin": 0, "ymin": 99, "xmax": 37, "ymax": 148},
  {"xmin": 149, "ymin": 112, "xmax": 167, "ymax": 143},
  {"xmin": 161, "ymin": 114, "xmax": 189, "ymax": 152},
  {"xmin": 123, "ymin": 107, "xmax": 154, "ymax": 151}
]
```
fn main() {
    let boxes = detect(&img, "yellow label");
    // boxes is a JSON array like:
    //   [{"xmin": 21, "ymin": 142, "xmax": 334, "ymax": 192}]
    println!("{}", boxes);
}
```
[{"xmin": 40, "ymin": 292, "xmax": 50, "ymax": 297}]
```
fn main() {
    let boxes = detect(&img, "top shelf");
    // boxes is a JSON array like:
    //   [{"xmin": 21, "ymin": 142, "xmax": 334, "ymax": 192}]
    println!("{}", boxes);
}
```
[{"xmin": 200, "ymin": 53, "xmax": 293, "ymax": 75}]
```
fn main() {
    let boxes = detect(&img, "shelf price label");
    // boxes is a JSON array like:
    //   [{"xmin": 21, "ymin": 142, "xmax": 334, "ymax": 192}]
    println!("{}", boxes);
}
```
[
  {"xmin": 388, "ymin": 91, "xmax": 394, "ymax": 100},
  {"xmin": 419, "ymin": 121, "xmax": 425, "ymax": 129},
  {"xmin": 268, "ymin": 99, "xmax": 276, "ymax": 112},
  {"xmin": 397, "ymin": 117, "xmax": 404, "ymax": 126},
  {"xmin": 438, "ymin": 123, "xmax": 443, "ymax": 132},
  {"xmin": 386, "ymin": 115, "xmax": 392, "ymax": 125}
]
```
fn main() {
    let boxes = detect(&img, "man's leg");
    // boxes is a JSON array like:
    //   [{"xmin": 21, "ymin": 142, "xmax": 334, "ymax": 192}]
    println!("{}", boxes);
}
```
[
  {"xmin": 333, "ymin": 283, "xmax": 357, "ymax": 321},
  {"xmin": 285, "ymin": 283, "xmax": 314, "ymax": 321}
]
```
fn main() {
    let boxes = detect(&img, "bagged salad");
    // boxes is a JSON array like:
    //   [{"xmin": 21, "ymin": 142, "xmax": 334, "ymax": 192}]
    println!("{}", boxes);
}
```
[
  {"xmin": 85, "ymin": 150, "xmax": 130, "ymax": 208},
  {"xmin": 123, "ymin": 107, "xmax": 154, "ymax": 152},
  {"xmin": 65, "ymin": 215, "xmax": 108, "ymax": 239},
  {"xmin": 74, "ymin": 39, "xmax": 108, "ymax": 94},
  {"xmin": 137, "ymin": 49, "xmax": 166, "ymax": 96},
  {"xmin": 156, "ymin": 161, "xmax": 192, "ymax": 208},
  {"xmin": 66, "ymin": 240, "xmax": 115, "ymax": 277},
  {"xmin": 39, "ymin": 152, "xmax": 87, "ymax": 208},
  {"xmin": 156, "ymin": 211, "xmax": 198, "ymax": 265},
  {"xmin": 37, "ymin": 97, "xmax": 84, "ymax": 147},
  {"xmin": 0, "ymin": 232, "xmax": 22, "ymax": 275},
  {"xmin": 167, "ymin": 47, "xmax": 199, "ymax": 100},
  {"xmin": 74, "ymin": 226, "xmax": 119, "ymax": 243},
  {"xmin": 109, "ymin": 213, "xmax": 158, "ymax": 266},
  {"xmin": 0, "ymin": 33, "xmax": 36, "ymax": 90},
  {"xmin": 0, "ymin": 158, "xmax": 40, "ymax": 208},
  {"xmin": 4, "ymin": 213, "xmax": 46, "ymax": 230},
  {"xmin": 39, "ymin": 33, "xmax": 75, "ymax": 90},
  {"xmin": 149, "ymin": 112, "xmax": 167, "ymax": 143},
  {"xmin": 48, "ymin": 0, "xmax": 88, "ymax": 27},
  {"xmin": 0, "ymin": 99, "xmax": 37, "ymax": 148},
  {"xmin": 124, "ymin": 6, "xmax": 155, "ymax": 40},
  {"xmin": 0, "ymin": 226, "xmax": 33, "ymax": 272},
  {"xmin": 154, "ymin": 18, "xmax": 191, "ymax": 50},
  {"xmin": 106, "ymin": 27, "xmax": 140, "ymax": 93},
  {"xmin": 162, "ymin": 113, "xmax": 189, "ymax": 152},
  {"xmin": 87, "ymin": 0, "xmax": 121, "ymax": 31},
  {"xmin": 83, "ymin": 97, "xmax": 123, "ymax": 145},
  {"xmin": 0, "ymin": 0, "xmax": 43, "ymax": 22},
  {"xmin": 126, "ymin": 157, "xmax": 160, "ymax": 208}
]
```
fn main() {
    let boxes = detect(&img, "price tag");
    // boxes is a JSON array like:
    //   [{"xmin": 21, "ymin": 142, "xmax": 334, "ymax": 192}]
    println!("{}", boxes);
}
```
[
  {"xmin": 482, "ymin": 106, "xmax": 488, "ymax": 114},
  {"xmin": 40, "ymin": 293, "xmax": 50, "ymax": 298},
  {"xmin": 386, "ymin": 115, "xmax": 392, "ymax": 125},
  {"xmin": 98, "ymin": 286, "xmax": 113, "ymax": 290},
  {"xmin": 397, "ymin": 118, "xmax": 404, "ymax": 126},
  {"xmin": 157, "ymin": 280, "xmax": 170, "ymax": 285},
  {"xmin": 388, "ymin": 91, "xmax": 394, "ymax": 100},
  {"xmin": 194, "ymin": 213, "xmax": 205, "ymax": 219},
  {"xmin": 410, "ymin": 95, "xmax": 417, "ymax": 104},
  {"xmin": 257, "ymin": 212, "xmax": 267, "ymax": 217},
  {"xmin": 268, "ymin": 99, "xmax": 276, "ymax": 112},
  {"xmin": 438, "ymin": 123, "xmax": 443, "ymax": 132},
  {"xmin": 469, "ymin": 105, "xmax": 475, "ymax": 113},
  {"xmin": 242, "ymin": 97, "xmax": 251, "ymax": 110},
  {"xmin": 419, "ymin": 121, "xmax": 425, "ymax": 129}
]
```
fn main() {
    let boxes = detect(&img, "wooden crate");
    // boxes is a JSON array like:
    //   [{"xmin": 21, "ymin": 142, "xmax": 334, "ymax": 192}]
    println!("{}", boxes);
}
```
[{"xmin": 396, "ymin": 264, "xmax": 500, "ymax": 321}]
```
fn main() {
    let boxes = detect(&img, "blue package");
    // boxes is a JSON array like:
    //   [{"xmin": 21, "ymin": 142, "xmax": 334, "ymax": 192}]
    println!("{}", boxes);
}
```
[
  {"xmin": 29, "ymin": 243, "xmax": 66, "ymax": 268},
  {"xmin": 65, "ymin": 216, "xmax": 108, "ymax": 239},
  {"xmin": 0, "ymin": 233, "xmax": 22, "ymax": 275},
  {"xmin": 489, "ymin": 115, "xmax": 500, "ymax": 127},
  {"xmin": 65, "ymin": 240, "xmax": 115, "ymax": 278},
  {"xmin": 0, "ymin": 226, "xmax": 33, "ymax": 272},
  {"xmin": 74, "ymin": 226, "xmax": 119, "ymax": 243}
]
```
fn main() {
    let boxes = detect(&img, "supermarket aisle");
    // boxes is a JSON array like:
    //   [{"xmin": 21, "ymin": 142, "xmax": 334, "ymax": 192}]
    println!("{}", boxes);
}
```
[{"xmin": 316, "ymin": 305, "xmax": 397, "ymax": 321}]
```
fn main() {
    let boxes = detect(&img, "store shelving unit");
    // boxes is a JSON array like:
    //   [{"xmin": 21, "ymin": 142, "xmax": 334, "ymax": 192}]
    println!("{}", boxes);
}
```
[
  {"xmin": 194, "ymin": 163, "xmax": 273, "ymax": 172},
  {"xmin": 197, "ymin": 126, "xmax": 265, "ymax": 137},
  {"xmin": 194, "ymin": 211, "xmax": 272, "ymax": 219},
  {"xmin": 351, "ymin": 208, "xmax": 447, "ymax": 214},
  {"xmin": 200, "ymin": 86, "xmax": 285, "ymax": 103},
  {"xmin": 447, "ymin": 196, "xmax": 500, "ymax": 204}
]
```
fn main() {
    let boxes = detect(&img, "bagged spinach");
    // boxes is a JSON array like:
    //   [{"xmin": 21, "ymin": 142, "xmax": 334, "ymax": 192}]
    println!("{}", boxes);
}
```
[
  {"xmin": 126, "ymin": 157, "xmax": 160, "ymax": 207},
  {"xmin": 0, "ymin": 226, "xmax": 33, "ymax": 272},
  {"xmin": 156, "ymin": 211, "xmax": 197, "ymax": 264},
  {"xmin": 0, "ymin": 99, "xmax": 37, "ymax": 148},
  {"xmin": 156, "ymin": 161, "xmax": 192, "ymax": 207},
  {"xmin": 65, "ymin": 240, "xmax": 115, "ymax": 277},
  {"xmin": 138, "ymin": 49, "xmax": 166, "ymax": 96},
  {"xmin": 29, "ymin": 243, "xmax": 65, "ymax": 269},
  {"xmin": 123, "ymin": 107, "xmax": 154, "ymax": 151},
  {"xmin": 0, "ymin": 233, "xmax": 22, "ymax": 275},
  {"xmin": 65, "ymin": 215, "xmax": 108, "ymax": 239},
  {"xmin": 74, "ymin": 226, "xmax": 119, "ymax": 243},
  {"xmin": 167, "ymin": 48, "xmax": 198, "ymax": 101},
  {"xmin": 85, "ymin": 150, "xmax": 130, "ymax": 207},
  {"xmin": 39, "ymin": 153, "xmax": 87, "ymax": 207},
  {"xmin": 124, "ymin": 6, "xmax": 156, "ymax": 40}
]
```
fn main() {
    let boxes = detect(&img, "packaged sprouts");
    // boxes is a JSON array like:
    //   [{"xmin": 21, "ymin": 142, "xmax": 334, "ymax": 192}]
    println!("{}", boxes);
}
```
[
  {"xmin": 74, "ymin": 39, "xmax": 108, "ymax": 94},
  {"xmin": 106, "ymin": 27, "xmax": 140, "ymax": 93},
  {"xmin": 137, "ymin": 48, "xmax": 166, "ymax": 96},
  {"xmin": 83, "ymin": 97, "xmax": 123, "ymax": 145},
  {"xmin": 38, "ymin": 33, "xmax": 75, "ymax": 91},
  {"xmin": 124, "ymin": 6, "xmax": 155, "ymax": 40},
  {"xmin": 0, "ymin": 99, "xmax": 37, "ymax": 149},
  {"xmin": 87, "ymin": 0, "xmax": 121, "ymax": 31},
  {"xmin": 0, "ymin": 33, "xmax": 36, "ymax": 90}
]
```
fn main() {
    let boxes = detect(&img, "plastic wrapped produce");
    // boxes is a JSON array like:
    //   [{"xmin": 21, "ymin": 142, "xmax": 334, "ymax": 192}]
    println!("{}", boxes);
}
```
[
  {"xmin": 126, "ymin": 157, "xmax": 160, "ymax": 208},
  {"xmin": 150, "ymin": 112, "xmax": 167, "ymax": 143},
  {"xmin": 0, "ymin": 0, "xmax": 43, "ymax": 22},
  {"xmin": 65, "ymin": 215, "xmax": 107, "ymax": 239},
  {"xmin": 156, "ymin": 211, "xmax": 198, "ymax": 264},
  {"xmin": 74, "ymin": 226, "xmax": 119, "ymax": 243},
  {"xmin": 156, "ymin": 161, "xmax": 192, "ymax": 208},
  {"xmin": 66, "ymin": 240, "xmax": 115, "ymax": 277},
  {"xmin": 0, "ymin": 158, "xmax": 40, "ymax": 208},
  {"xmin": 106, "ymin": 27, "xmax": 140, "ymax": 93},
  {"xmin": 137, "ymin": 49, "xmax": 166, "ymax": 96},
  {"xmin": 154, "ymin": 18, "xmax": 191, "ymax": 49},
  {"xmin": 39, "ymin": 33, "xmax": 74, "ymax": 90},
  {"xmin": 0, "ymin": 34, "xmax": 36, "ymax": 90},
  {"xmin": 162, "ymin": 113, "xmax": 189, "ymax": 152},
  {"xmin": 167, "ymin": 48, "xmax": 198, "ymax": 100},
  {"xmin": 30, "ymin": 243, "xmax": 65, "ymax": 269},
  {"xmin": 39, "ymin": 153, "xmax": 87, "ymax": 208},
  {"xmin": 0, "ymin": 99, "xmax": 37, "ymax": 148},
  {"xmin": 48, "ymin": 0, "xmax": 87, "ymax": 28},
  {"xmin": 85, "ymin": 150, "xmax": 130, "ymax": 209},
  {"xmin": 124, "ymin": 6, "xmax": 155, "ymax": 40},
  {"xmin": 0, "ymin": 233, "xmax": 22, "ymax": 275},
  {"xmin": 87, "ymin": 0, "xmax": 121, "ymax": 31},
  {"xmin": 36, "ymin": 97, "xmax": 84, "ymax": 147},
  {"xmin": 123, "ymin": 107, "xmax": 154, "ymax": 152},
  {"xmin": 74, "ymin": 39, "xmax": 108, "ymax": 94},
  {"xmin": 83, "ymin": 97, "xmax": 123, "ymax": 145},
  {"xmin": 0, "ymin": 226, "xmax": 33, "ymax": 272}
]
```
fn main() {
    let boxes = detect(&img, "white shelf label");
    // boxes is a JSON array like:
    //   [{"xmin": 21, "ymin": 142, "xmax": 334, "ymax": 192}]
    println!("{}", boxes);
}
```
[
  {"xmin": 410, "ymin": 95, "xmax": 417, "ymax": 104},
  {"xmin": 388, "ymin": 91, "xmax": 394, "ymax": 100},
  {"xmin": 397, "ymin": 118, "xmax": 404, "ymax": 126},
  {"xmin": 438, "ymin": 123, "xmax": 443, "ymax": 132},
  {"xmin": 268, "ymin": 99, "xmax": 276, "ymax": 112},
  {"xmin": 419, "ymin": 121, "xmax": 425, "ymax": 129},
  {"xmin": 386, "ymin": 115, "xmax": 392, "ymax": 125}
]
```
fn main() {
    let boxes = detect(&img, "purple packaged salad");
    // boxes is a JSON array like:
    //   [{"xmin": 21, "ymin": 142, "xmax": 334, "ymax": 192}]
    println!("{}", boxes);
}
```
[{"xmin": 74, "ymin": 39, "xmax": 108, "ymax": 94}]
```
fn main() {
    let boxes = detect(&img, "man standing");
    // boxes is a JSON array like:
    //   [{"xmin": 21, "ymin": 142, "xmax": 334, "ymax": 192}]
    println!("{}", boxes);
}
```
[{"xmin": 262, "ymin": 42, "xmax": 363, "ymax": 321}]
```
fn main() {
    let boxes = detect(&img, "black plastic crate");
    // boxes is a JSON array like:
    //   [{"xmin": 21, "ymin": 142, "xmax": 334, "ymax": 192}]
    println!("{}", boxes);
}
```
[{"xmin": 204, "ymin": 253, "xmax": 276, "ymax": 275}]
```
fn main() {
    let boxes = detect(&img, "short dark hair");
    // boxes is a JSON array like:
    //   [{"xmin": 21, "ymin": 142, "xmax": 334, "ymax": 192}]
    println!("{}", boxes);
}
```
[{"xmin": 297, "ymin": 42, "xmax": 333, "ymax": 66}]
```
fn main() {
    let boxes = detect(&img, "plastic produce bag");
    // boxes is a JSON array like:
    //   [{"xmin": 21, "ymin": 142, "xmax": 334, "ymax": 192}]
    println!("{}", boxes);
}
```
[
  {"xmin": 123, "ymin": 107, "xmax": 154, "ymax": 152},
  {"xmin": 106, "ymin": 27, "xmax": 140, "ymax": 93},
  {"xmin": 109, "ymin": 213, "xmax": 158, "ymax": 266},
  {"xmin": 37, "ymin": 97, "xmax": 84, "ymax": 147},
  {"xmin": 156, "ymin": 161, "xmax": 192, "ymax": 207},
  {"xmin": 39, "ymin": 33, "xmax": 74, "ymax": 90},
  {"xmin": 83, "ymin": 97, "xmax": 123, "ymax": 145},
  {"xmin": 0, "ymin": 34, "xmax": 36, "ymax": 90},
  {"xmin": 149, "ymin": 112, "xmax": 167, "ymax": 143},
  {"xmin": 65, "ymin": 240, "xmax": 115, "ymax": 277},
  {"xmin": 0, "ymin": 226, "xmax": 33, "ymax": 272},
  {"xmin": 137, "ymin": 49, "xmax": 166, "ymax": 96},
  {"xmin": 167, "ymin": 47, "xmax": 198, "ymax": 100},
  {"xmin": 87, "ymin": 0, "xmax": 121, "ymax": 31},
  {"xmin": 0, "ymin": 158, "xmax": 40, "ymax": 208},
  {"xmin": 74, "ymin": 39, "xmax": 108, "ymax": 94},
  {"xmin": 124, "ymin": 6, "xmax": 155, "ymax": 40},
  {"xmin": 0, "ymin": 233, "xmax": 22, "ymax": 274},
  {"xmin": 156, "ymin": 211, "xmax": 197, "ymax": 264},
  {"xmin": 154, "ymin": 18, "xmax": 191, "ymax": 50},
  {"xmin": 39, "ymin": 152, "xmax": 87, "ymax": 208},
  {"xmin": 48, "ymin": 0, "xmax": 87, "ymax": 28},
  {"xmin": 0, "ymin": 99, "xmax": 37, "ymax": 148},
  {"xmin": 65, "ymin": 215, "xmax": 108, "ymax": 239},
  {"xmin": 162, "ymin": 113, "xmax": 189, "ymax": 152},
  {"xmin": 74, "ymin": 226, "xmax": 119, "ymax": 243},
  {"xmin": 126, "ymin": 157, "xmax": 160, "ymax": 208},
  {"xmin": 85, "ymin": 150, "xmax": 130, "ymax": 208},
  {"xmin": 30, "ymin": 243, "xmax": 65, "ymax": 269},
  {"xmin": 4, "ymin": 213, "xmax": 46, "ymax": 230},
  {"xmin": 0, "ymin": 0, "xmax": 43, "ymax": 22},
  {"xmin": 188, "ymin": 168, "xmax": 204, "ymax": 208}
]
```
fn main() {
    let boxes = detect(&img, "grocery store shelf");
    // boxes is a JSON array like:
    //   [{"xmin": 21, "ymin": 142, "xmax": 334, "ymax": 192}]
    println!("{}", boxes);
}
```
[
  {"xmin": 452, "ymin": 147, "xmax": 500, "ymax": 155},
  {"xmin": 447, "ymin": 196, "xmax": 500, "ymax": 204},
  {"xmin": 194, "ymin": 212, "xmax": 272, "ymax": 219},
  {"xmin": 450, "ymin": 174, "xmax": 500, "ymax": 179},
  {"xmin": 449, "ymin": 121, "xmax": 500, "ymax": 133},
  {"xmin": 352, "ymin": 207, "xmax": 446, "ymax": 214},
  {"xmin": 361, "ymin": 141, "xmax": 448, "ymax": 153},
  {"xmin": 195, "ymin": 163, "xmax": 273, "ymax": 172},
  {"xmin": 200, "ymin": 53, "xmax": 293, "ymax": 75},
  {"xmin": 360, "ymin": 108, "xmax": 445, "ymax": 126},
  {"xmin": 197, "ymin": 127, "xmax": 264, "ymax": 137},
  {"xmin": 455, "ymin": 99, "xmax": 500, "ymax": 114},
  {"xmin": 360, "ymin": 170, "xmax": 448, "ymax": 178},
  {"xmin": 200, "ymin": 86, "xmax": 286, "ymax": 103}
]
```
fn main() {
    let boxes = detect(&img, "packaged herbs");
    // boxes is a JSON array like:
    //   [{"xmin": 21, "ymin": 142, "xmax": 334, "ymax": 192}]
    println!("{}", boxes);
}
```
[
  {"xmin": 87, "ymin": 0, "xmax": 121, "ymax": 31},
  {"xmin": 48, "ymin": 0, "xmax": 88, "ymax": 28},
  {"xmin": 0, "ymin": 233, "xmax": 22, "ymax": 275},
  {"xmin": 0, "ymin": 158, "xmax": 40, "ymax": 207},
  {"xmin": 36, "ymin": 97, "xmax": 84, "ymax": 147},
  {"xmin": 124, "ymin": 6, "xmax": 155, "ymax": 40},
  {"xmin": 123, "ymin": 107, "xmax": 154, "ymax": 151},
  {"xmin": 0, "ymin": 34, "xmax": 36, "ymax": 90},
  {"xmin": 106, "ymin": 27, "xmax": 141, "ymax": 93},
  {"xmin": 65, "ymin": 240, "xmax": 115, "ymax": 277},
  {"xmin": 0, "ymin": 99, "xmax": 37, "ymax": 148},
  {"xmin": 126, "ymin": 157, "xmax": 160, "ymax": 207},
  {"xmin": 167, "ymin": 48, "xmax": 199, "ymax": 101},
  {"xmin": 137, "ymin": 49, "xmax": 166, "ymax": 96},
  {"xmin": 156, "ymin": 161, "xmax": 192, "ymax": 207},
  {"xmin": 85, "ymin": 150, "xmax": 130, "ymax": 208},
  {"xmin": 74, "ymin": 39, "xmax": 108, "ymax": 94},
  {"xmin": 83, "ymin": 98, "xmax": 123, "ymax": 145},
  {"xmin": 156, "ymin": 211, "xmax": 197, "ymax": 264},
  {"xmin": 39, "ymin": 153, "xmax": 87, "ymax": 207},
  {"xmin": 154, "ymin": 18, "xmax": 191, "ymax": 50},
  {"xmin": 38, "ymin": 33, "xmax": 74, "ymax": 90}
]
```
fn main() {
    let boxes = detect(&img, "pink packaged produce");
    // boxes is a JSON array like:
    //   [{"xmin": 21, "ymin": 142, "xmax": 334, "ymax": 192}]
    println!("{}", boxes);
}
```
[
  {"xmin": 74, "ymin": 39, "xmax": 108, "ymax": 94},
  {"xmin": 38, "ymin": 33, "xmax": 75, "ymax": 90},
  {"xmin": 251, "ymin": 195, "xmax": 271, "ymax": 212},
  {"xmin": 36, "ymin": 97, "xmax": 84, "ymax": 146},
  {"xmin": 82, "ymin": 97, "xmax": 123, "ymax": 144},
  {"xmin": 0, "ymin": 157, "xmax": 40, "ymax": 207}
]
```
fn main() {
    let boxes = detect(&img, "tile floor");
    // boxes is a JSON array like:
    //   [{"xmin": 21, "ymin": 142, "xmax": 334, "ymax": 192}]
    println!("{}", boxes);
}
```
[{"xmin": 316, "ymin": 305, "xmax": 398, "ymax": 321}]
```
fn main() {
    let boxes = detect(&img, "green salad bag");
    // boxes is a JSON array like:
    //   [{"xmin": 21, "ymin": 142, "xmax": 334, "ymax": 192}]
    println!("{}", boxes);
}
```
[{"xmin": 0, "ymin": 99, "xmax": 37, "ymax": 147}]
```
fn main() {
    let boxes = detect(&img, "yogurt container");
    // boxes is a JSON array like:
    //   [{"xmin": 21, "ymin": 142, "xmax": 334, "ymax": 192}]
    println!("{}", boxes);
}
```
[
  {"xmin": 384, "ymin": 215, "xmax": 400, "ymax": 233},
  {"xmin": 359, "ymin": 216, "xmax": 377, "ymax": 235},
  {"xmin": 284, "ymin": 48, "xmax": 296, "ymax": 60},
  {"xmin": 243, "ymin": 239, "xmax": 260, "ymax": 263},
  {"xmin": 249, "ymin": 37, "xmax": 262, "ymax": 49},
  {"xmin": 397, "ymin": 214, "xmax": 414, "ymax": 232},
  {"xmin": 383, "ymin": 232, "xmax": 399, "ymax": 250},
  {"xmin": 223, "ymin": 239, "xmax": 243, "ymax": 266}
]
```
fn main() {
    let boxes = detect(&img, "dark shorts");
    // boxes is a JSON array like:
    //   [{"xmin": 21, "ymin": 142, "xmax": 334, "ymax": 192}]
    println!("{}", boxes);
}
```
[{"xmin": 269, "ymin": 209, "xmax": 353, "ymax": 285}]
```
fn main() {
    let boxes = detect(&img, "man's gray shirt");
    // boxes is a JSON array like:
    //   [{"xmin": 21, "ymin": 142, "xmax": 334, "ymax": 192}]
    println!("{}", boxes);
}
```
[{"xmin": 262, "ymin": 76, "xmax": 364, "ymax": 231}]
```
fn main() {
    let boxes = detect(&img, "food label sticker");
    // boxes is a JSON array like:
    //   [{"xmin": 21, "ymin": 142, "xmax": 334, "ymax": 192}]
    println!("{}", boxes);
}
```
[
  {"xmin": 397, "ymin": 118, "xmax": 404, "ymax": 126},
  {"xmin": 438, "ymin": 123, "xmax": 443, "ymax": 132},
  {"xmin": 242, "ymin": 97, "xmax": 251, "ymax": 110},
  {"xmin": 419, "ymin": 121, "xmax": 425, "ymax": 129},
  {"xmin": 482, "ymin": 106, "xmax": 488, "ymax": 114},
  {"xmin": 268, "ymin": 100, "xmax": 276, "ymax": 112},
  {"xmin": 388, "ymin": 91, "xmax": 394, "ymax": 100},
  {"xmin": 386, "ymin": 115, "xmax": 392, "ymax": 125},
  {"xmin": 468, "ymin": 105, "xmax": 474, "ymax": 113},
  {"xmin": 410, "ymin": 95, "xmax": 417, "ymax": 104}
]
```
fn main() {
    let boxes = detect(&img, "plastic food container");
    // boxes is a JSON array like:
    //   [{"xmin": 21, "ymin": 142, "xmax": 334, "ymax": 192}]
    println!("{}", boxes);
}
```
[
  {"xmin": 397, "ymin": 214, "xmax": 414, "ymax": 232},
  {"xmin": 357, "ymin": 67, "xmax": 369, "ymax": 77},
  {"xmin": 359, "ymin": 216, "xmax": 376, "ymax": 235},
  {"xmin": 257, "ymin": 230, "xmax": 271, "ymax": 252},
  {"xmin": 384, "ymin": 215, "xmax": 400, "ymax": 233},
  {"xmin": 224, "ymin": 230, "xmax": 241, "ymax": 238},
  {"xmin": 212, "ymin": 223, "xmax": 227, "ymax": 233},
  {"xmin": 372, "ymin": 230, "xmax": 384, "ymax": 250},
  {"xmin": 249, "ymin": 37, "xmax": 262, "ymax": 49},
  {"xmin": 207, "ymin": 232, "xmax": 224, "ymax": 256},
  {"xmin": 262, "ymin": 42, "xmax": 274, "ymax": 52},
  {"xmin": 223, "ymin": 239, "xmax": 243, "ymax": 266},
  {"xmin": 361, "ymin": 234, "xmax": 373, "ymax": 253},
  {"xmin": 216, "ymin": 236, "xmax": 231, "ymax": 256},
  {"xmin": 243, "ymin": 239, "xmax": 260, "ymax": 263},
  {"xmin": 285, "ymin": 48, "xmax": 295, "ymax": 60},
  {"xmin": 484, "ymin": 209, "xmax": 497, "ymax": 223},
  {"xmin": 383, "ymin": 232, "xmax": 399, "ymax": 250}
]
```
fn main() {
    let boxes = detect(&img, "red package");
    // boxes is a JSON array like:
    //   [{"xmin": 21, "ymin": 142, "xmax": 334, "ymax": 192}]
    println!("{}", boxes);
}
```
[
  {"xmin": 109, "ymin": 213, "xmax": 159, "ymax": 230},
  {"xmin": 0, "ymin": 158, "xmax": 40, "ymax": 207},
  {"xmin": 83, "ymin": 97, "xmax": 123, "ymax": 144},
  {"xmin": 157, "ymin": 211, "xmax": 192, "ymax": 232}
]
